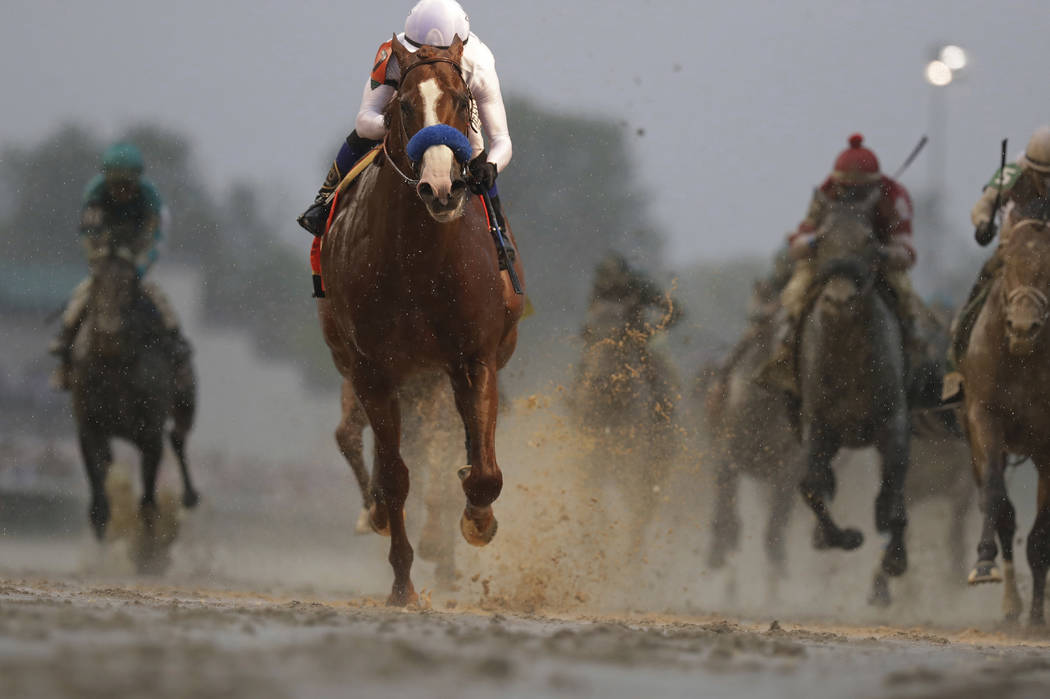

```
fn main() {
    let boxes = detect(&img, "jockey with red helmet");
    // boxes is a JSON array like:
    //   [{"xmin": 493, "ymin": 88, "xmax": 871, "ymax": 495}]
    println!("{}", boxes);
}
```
[
  {"xmin": 757, "ymin": 134, "xmax": 919, "ymax": 395},
  {"xmin": 297, "ymin": 0, "xmax": 512, "ymax": 236}
]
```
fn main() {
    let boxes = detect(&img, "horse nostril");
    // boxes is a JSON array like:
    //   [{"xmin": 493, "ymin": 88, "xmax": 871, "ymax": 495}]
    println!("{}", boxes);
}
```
[
  {"xmin": 417, "ymin": 182, "xmax": 435, "ymax": 201},
  {"xmin": 450, "ymin": 180, "xmax": 467, "ymax": 195}
]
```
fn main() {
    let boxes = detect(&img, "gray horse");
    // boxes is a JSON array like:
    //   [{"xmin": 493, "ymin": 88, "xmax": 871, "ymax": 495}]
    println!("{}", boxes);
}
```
[
  {"xmin": 70, "ymin": 246, "xmax": 197, "ymax": 571},
  {"xmin": 796, "ymin": 190, "xmax": 911, "ymax": 580},
  {"xmin": 702, "ymin": 296, "xmax": 971, "ymax": 604}
]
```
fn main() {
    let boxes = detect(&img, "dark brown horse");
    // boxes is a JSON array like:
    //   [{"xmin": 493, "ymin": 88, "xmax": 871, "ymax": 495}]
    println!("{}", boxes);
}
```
[
  {"xmin": 71, "ymin": 245, "xmax": 198, "ymax": 572},
  {"xmin": 961, "ymin": 220, "xmax": 1050, "ymax": 625},
  {"xmin": 318, "ymin": 37, "xmax": 525, "ymax": 605}
]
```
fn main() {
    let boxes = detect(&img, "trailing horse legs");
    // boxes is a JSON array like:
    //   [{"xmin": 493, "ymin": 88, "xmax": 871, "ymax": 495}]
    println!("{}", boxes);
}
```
[
  {"xmin": 335, "ymin": 379, "xmax": 373, "ymax": 533},
  {"xmin": 875, "ymin": 412, "xmax": 910, "ymax": 577},
  {"xmin": 1026, "ymin": 468, "xmax": 1050, "ymax": 625},
  {"xmin": 169, "ymin": 430, "xmax": 199, "ymax": 509},
  {"xmin": 450, "ymin": 360, "xmax": 502, "ymax": 546},
  {"xmin": 707, "ymin": 455, "xmax": 740, "ymax": 570},
  {"xmin": 353, "ymin": 371, "xmax": 415, "ymax": 607},
  {"xmin": 800, "ymin": 429, "xmax": 862, "ymax": 551},
  {"xmin": 78, "ymin": 429, "xmax": 112, "ymax": 541}
]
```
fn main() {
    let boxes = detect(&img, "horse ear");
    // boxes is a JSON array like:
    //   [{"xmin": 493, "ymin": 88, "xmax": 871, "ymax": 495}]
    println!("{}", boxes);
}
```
[
  {"xmin": 390, "ymin": 34, "xmax": 413, "ymax": 72},
  {"xmin": 448, "ymin": 34, "xmax": 464, "ymax": 61}
]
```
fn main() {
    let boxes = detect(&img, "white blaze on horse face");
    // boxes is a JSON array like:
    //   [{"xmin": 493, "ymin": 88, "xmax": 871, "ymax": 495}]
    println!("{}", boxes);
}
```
[{"xmin": 416, "ymin": 78, "xmax": 455, "ymax": 204}]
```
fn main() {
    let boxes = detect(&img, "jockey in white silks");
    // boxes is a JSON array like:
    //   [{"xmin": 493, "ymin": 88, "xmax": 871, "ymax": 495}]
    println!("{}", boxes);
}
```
[{"xmin": 297, "ymin": 0, "xmax": 513, "ymax": 237}]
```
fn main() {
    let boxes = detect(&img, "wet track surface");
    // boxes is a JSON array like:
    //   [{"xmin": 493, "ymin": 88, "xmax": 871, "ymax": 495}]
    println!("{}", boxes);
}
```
[{"xmin": 3, "ymin": 572, "xmax": 1050, "ymax": 699}]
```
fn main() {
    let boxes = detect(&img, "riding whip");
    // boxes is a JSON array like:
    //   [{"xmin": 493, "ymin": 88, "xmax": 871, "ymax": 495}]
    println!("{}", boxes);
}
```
[
  {"xmin": 976, "ymin": 138, "xmax": 1008, "ymax": 246},
  {"xmin": 891, "ymin": 135, "xmax": 928, "ymax": 179},
  {"xmin": 481, "ymin": 190, "xmax": 523, "ymax": 295}
]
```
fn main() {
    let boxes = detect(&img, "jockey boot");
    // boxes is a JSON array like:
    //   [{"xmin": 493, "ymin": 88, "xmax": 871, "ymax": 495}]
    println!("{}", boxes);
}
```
[
  {"xmin": 47, "ymin": 324, "xmax": 78, "ymax": 391},
  {"xmin": 754, "ymin": 320, "xmax": 798, "ymax": 396},
  {"xmin": 296, "ymin": 163, "xmax": 340, "ymax": 237},
  {"xmin": 165, "ymin": 328, "xmax": 193, "ymax": 367},
  {"xmin": 297, "ymin": 131, "xmax": 380, "ymax": 237}
]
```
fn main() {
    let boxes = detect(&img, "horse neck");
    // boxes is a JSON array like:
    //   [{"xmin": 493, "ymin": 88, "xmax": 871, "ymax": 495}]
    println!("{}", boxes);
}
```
[{"xmin": 83, "ymin": 275, "xmax": 146, "ymax": 359}]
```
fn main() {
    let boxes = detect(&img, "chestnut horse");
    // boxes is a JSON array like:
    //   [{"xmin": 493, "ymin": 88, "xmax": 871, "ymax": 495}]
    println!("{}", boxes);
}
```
[
  {"xmin": 317, "ymin": 37, "xmax": 525, "ymax": 605},
  {"xmin": 961, "ymin": 219, "xmax": 1050, "ymax": 625}
]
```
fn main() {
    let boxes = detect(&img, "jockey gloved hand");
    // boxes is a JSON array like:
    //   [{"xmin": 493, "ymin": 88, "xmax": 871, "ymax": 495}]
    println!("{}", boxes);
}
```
[
  {"xmin": 468, "ymin": 152, "xmax": 498, "ymax": 195},
  {"xmin": 974, "ymin": 218, "xmax": 997, "ymax": 246}
]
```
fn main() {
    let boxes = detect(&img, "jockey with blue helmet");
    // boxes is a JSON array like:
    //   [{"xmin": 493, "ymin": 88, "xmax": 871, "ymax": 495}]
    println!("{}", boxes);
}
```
[
  {"xmin": 297, "ymin": 0, "xmax": 513, "ymax": 236},
  {"xmin": 49, "ymin": 141, "xmax": 192, "ymax": 390}
]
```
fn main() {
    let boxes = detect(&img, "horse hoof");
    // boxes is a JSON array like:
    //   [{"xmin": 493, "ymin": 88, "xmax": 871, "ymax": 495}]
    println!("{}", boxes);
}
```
[
  {"xmin": 881, "ymin": 546, "xmax": 908, "ymax": 577},
  {"xmin": 354, "ymin": 508, "xmax": 372, "ymax": 536},
  {"xmin": 457, "ymin": 466, "xmax": 472, "ymax": 482},
  {"xmin": 386, "ymin": 584, "xmax": 418, "ymax": 608},
  {"xmin": 968, "ymin": 561, "xmax": 1002, "ymax": 585},
  {"xmin": 840, "ymin": 528, "xmax": 864, "ymax": 550},
  {"xmin": 369, "ymin": 504, "xmax": 391, "ymax": 537},
  {"xmin": 868, "ymin": 574, "xmax": 891, "ymax": 607},
  {"xmin": 182, "ymin": 490, "xmax": 200, "ymax": 509},
  {"xmin": 460, "ymin": 508, "xmax": 498, "ymax": 547}
]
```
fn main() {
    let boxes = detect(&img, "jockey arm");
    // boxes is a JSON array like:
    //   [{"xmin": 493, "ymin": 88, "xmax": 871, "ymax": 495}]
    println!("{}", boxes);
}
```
[
  {"xmin": 971, "ymin": 163, "xmax": 1023, "ymax": 230},
  {"xmin": 786, "ymin": 189, "xmax": 826, "ymax": 260},
  {"xmin": 876, "ymin": 178, "xmax": 916, "ymax": 271}
]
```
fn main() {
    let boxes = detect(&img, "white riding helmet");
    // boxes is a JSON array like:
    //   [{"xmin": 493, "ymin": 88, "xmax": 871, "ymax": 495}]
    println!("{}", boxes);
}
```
[
  {"xmin": 404, "ymin": 0, "xmax": 470, "ymax": 48},
  {"xmin": 1020, "ymin": 125, "xmax": 1050, "ymax": 173}
]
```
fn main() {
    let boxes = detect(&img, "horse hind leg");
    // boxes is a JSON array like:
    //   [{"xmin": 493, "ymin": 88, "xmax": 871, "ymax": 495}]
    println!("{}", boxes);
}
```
[
  {"xmin": 451, "ymin": 361, "xmax": 502, "ymax": 547},
  {"xmin": 1024, "ymin": 465, "xmax": 1050, "ymax": 625},
  {"xmin": 707, "ymin": 454, "xmax": 741, "ymax": 570},
  {"xmin": 353, "ymin": 371, "xmax": 416, "ymax": 606},
  {"xmin": 335, "ymin": 379, "xmax": 373, "ymax": 534},
  {"xmin": 171, "ymin": 359, "xmax": 199, "ymax": 508}
]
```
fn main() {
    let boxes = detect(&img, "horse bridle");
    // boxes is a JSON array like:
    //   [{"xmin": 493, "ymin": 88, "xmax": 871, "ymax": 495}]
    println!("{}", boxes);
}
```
[
  {"xmin": 383, "ymin": 56, "xmax": 478, "ymax": 187},
  {"xmin": 1005, "ymin": 284, "xmax": 1049, "ymax": 321}
]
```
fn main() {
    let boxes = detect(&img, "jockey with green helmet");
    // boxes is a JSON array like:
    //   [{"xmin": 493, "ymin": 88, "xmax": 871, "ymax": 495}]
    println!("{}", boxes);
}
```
[
  {"xmin": 943, "ymin": 125, "xmax": 1050, "ymax": 401},
  {"xmin": 49, "ymin": 141, "xmax": 191, "ymax": 389},
  {"xmin": 296, "ymin": 0, "xmax": 512, "ymax": 236}
]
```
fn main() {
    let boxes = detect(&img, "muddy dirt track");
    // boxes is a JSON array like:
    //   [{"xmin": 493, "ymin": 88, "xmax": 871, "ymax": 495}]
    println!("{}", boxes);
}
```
[
  {"xmin": 2, "ymin": 571, "xmax": 1049, "ymax": 699},
  {"xmin": 3, "ymin": 406, "xmax": 1050, "ymax": 698}
]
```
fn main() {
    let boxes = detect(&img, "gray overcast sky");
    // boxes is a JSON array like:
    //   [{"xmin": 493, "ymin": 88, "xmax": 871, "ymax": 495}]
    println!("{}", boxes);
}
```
[{"xmin": 1, "ymin": 0, "xmax": 1048, "ymax": 263}]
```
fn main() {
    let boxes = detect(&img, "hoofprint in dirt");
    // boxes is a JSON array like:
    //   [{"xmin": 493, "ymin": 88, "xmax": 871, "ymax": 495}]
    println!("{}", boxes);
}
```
[{"xmin": 2, "ymin": 577, "xmax": 1049, "ymax": 699}]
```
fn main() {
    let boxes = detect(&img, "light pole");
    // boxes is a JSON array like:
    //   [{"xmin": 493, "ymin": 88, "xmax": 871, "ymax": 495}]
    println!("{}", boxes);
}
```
[{"xmin": 921, "ymin": 45, "xmax": 967, "ymax": 291}]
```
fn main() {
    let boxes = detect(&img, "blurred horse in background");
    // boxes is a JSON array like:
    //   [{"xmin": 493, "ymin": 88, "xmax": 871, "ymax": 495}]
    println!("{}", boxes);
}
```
[
  {"xmin": 701, "ymin": 290, "xmax": 972, "ymax": 605},
  {"xmin": 795, "ymin": 189, "xmax": 912, "ymax": 584},
  {"xmin": 568, "ymin": 294, "xmax": 680, "ymax": 560},
  {"xmin": 961, "ymin": 219, "xmax": 1050, "ymax": 625},
  {"xmin": 71, "ymin": 243, "xmax": 198, "ymax": 573}
]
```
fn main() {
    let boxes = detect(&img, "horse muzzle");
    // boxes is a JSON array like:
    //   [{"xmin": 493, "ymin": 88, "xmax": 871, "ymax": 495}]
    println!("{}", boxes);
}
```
[
  {"xmin": 1005, "ymin": 286, "xmax": 1048, "ymax": 355},
  {"xmin": 417, "ymin": 172, "xmax": 468, "ymax": 222},
  {"xmin": 819, "ymin": 277, "xmax": 860, "ymax": 315}
]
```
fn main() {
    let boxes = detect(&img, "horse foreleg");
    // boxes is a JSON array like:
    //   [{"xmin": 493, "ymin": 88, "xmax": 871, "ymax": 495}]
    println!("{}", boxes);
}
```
[
  {"xmin": 966, "ymin": 408, "xmax": 1010, "ymax": 589},
  {"xmin": 335, "ymin": 379, "xmax": 373, "ymax": 534},
  {"xmin": 875, "ymin": 410, "xmax": 910, "ymax": 577},
  {"xmin": 450, "ymin": 360, "xmax": 502, "ymax": 547},
  {"xmin": 135, "ymin": 432, "xmax": 165, "ymax": 574},
  {"xmin": 171, "ymin": 366, "xmax": 199, "ymax": 508},
  {"xmin": 353, "ymin": 372, "xmax": 415, "ymax": 606},
  {"xmin": 78, "ymin": 428, "xmax": 112, "ymax": 541},
  {"xmin": 1025, "ymin": 465, "xmax": 1050, "ymax": 625},
  {"xmin": 800, "ymin": 428, "xmax": 861, "ymax": 551}
]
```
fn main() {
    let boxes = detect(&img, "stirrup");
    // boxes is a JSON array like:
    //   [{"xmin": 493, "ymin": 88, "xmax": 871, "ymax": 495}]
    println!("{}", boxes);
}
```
[
  {"xmin": 940, "ymin": 371, "xmax": 964, "ymax": 406},
  {"xmin": 297, "ymin": 200, "xmax": 331, "ymax": 237}
]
